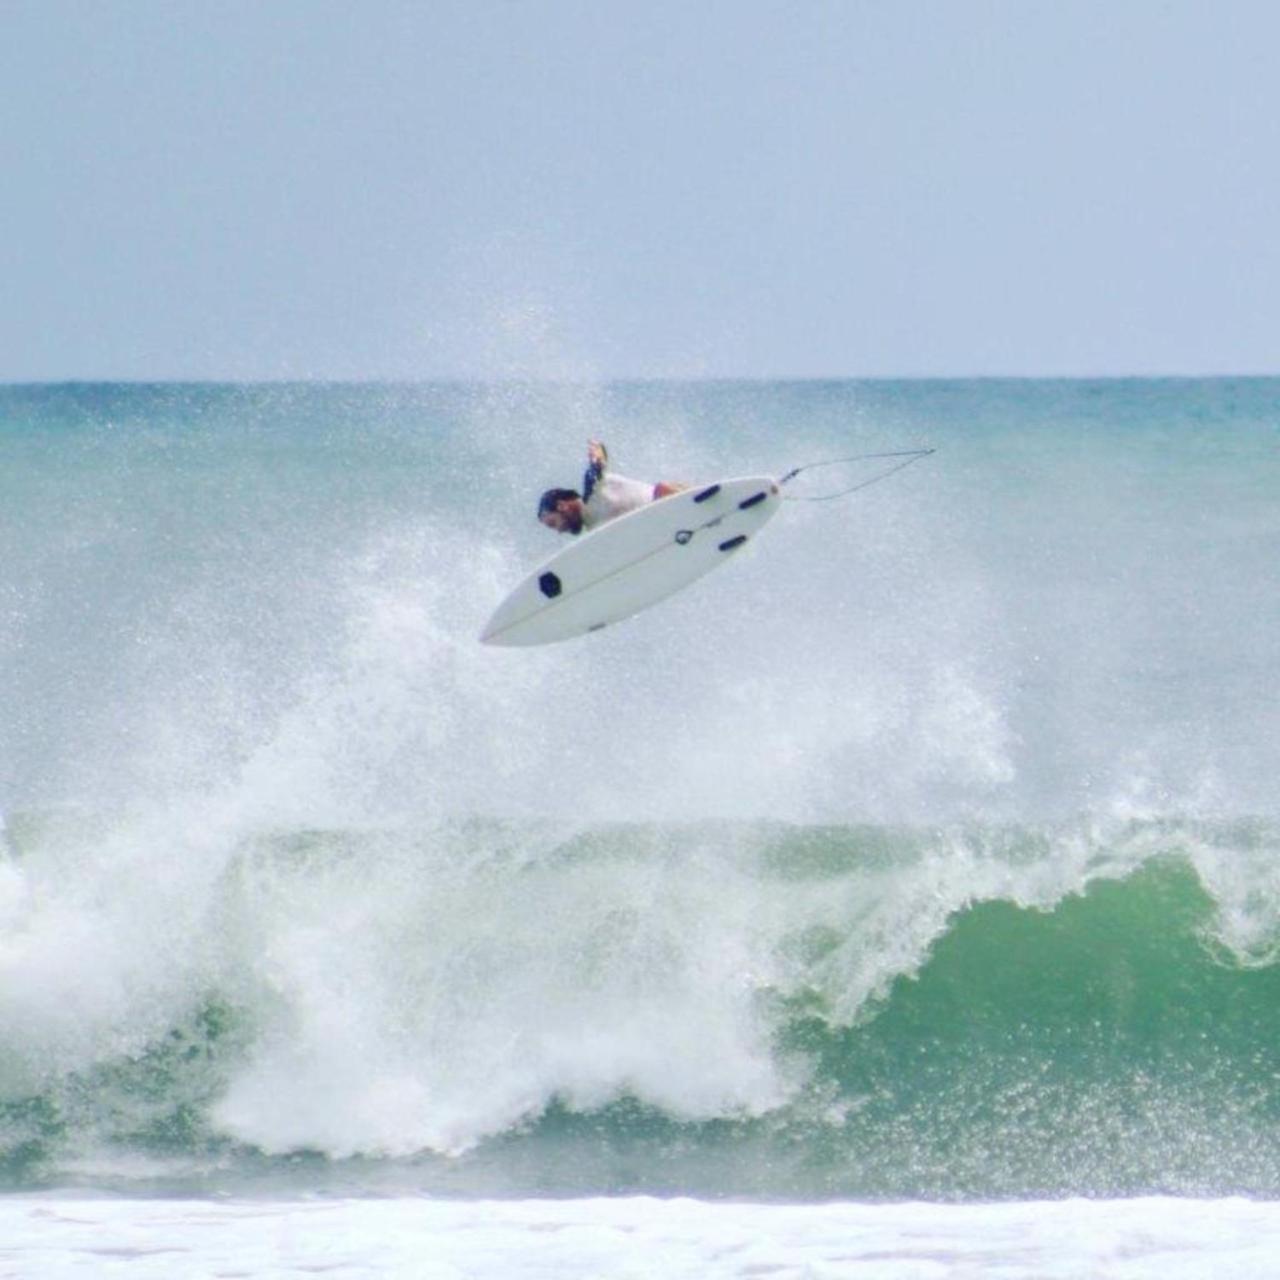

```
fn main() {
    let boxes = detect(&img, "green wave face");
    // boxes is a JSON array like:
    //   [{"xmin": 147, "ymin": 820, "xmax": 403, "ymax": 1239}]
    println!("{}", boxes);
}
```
[{"xmin": 771, "ymin": 860, "xmax": 1280, "ymax": 1199}]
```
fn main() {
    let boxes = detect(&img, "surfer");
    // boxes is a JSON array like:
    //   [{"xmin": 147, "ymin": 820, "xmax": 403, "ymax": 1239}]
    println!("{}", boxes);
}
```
[{"xmin": 538, "ymin": 440, "xmax": 686, "ymax": 535}]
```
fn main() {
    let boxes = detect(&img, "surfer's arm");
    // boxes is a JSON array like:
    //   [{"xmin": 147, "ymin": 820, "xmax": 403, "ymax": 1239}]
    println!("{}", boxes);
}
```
[{"xmin": 583, "ymin": 440, "xmax": 608, "ymax": 502}]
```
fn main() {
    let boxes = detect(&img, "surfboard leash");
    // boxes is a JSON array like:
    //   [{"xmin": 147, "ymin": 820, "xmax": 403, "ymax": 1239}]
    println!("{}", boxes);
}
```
[{"xmin": 778, "ymin": 448, "xmax": 936, "ymax": 501}]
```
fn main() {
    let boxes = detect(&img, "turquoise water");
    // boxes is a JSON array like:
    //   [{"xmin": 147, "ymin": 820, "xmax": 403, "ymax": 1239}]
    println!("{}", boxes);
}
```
[{"xmin": 2, "ymin": 379, "xmax": 1278, "ymax": 1198}]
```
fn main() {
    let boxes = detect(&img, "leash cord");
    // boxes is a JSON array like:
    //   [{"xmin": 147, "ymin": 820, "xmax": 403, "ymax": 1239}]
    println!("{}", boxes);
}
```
[{"xmin": 779, "ymin": 448, "xmax": 935, "ymax": 500}]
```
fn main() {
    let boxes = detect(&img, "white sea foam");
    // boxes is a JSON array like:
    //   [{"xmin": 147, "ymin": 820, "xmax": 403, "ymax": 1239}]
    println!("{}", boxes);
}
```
[{"xmin": 3, "ymin": 1195, "xmax": 1279, "ymax": 1280}]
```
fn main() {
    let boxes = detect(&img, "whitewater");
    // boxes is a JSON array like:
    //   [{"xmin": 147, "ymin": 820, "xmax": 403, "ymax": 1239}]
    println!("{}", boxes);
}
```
[{"xmin": 2, "ymin": 378, "xmax": 1278, "ymax": 1276}]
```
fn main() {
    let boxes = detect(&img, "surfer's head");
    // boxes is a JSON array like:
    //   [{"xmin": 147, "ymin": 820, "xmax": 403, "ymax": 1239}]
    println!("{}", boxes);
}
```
[{"xmin": 538, "ymin": 488, "xmax": 585, "ymax": 535}]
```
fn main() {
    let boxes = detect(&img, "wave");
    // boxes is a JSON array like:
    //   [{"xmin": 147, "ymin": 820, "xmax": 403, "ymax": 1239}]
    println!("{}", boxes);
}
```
[{"xmin": 3, "ymin": 812, "xmax": 1279, "ymax": 1197}]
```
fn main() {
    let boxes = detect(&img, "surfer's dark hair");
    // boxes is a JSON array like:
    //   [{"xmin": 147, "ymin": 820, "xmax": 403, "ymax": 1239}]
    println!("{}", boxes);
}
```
[{"xmin": 538, "ymin": 488, "xmax": 580, "ymax": 518}]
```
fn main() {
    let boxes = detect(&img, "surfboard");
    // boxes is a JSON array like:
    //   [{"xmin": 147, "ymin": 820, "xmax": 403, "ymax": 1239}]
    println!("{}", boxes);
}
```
[{"xmin": 481, "ymin": 476, "xmax": 783, "ymax": 646}]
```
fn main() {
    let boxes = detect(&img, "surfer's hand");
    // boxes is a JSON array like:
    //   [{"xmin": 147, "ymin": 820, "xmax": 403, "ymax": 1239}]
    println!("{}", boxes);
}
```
[{"xmin": 587, "ymin": 440, "xmax": 607, "ymax": 469}]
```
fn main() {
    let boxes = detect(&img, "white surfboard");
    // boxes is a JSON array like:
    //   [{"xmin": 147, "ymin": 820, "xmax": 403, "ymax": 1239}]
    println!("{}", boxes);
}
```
[{"xmin": 481, "ymin": 476, "xmax": 783, "ymax": 646}]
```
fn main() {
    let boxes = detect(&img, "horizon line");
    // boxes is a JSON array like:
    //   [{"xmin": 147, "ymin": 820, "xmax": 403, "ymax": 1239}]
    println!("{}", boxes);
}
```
[{"xmin": 3, "ymin": 371, "xmax": 1279, "ymax": 389}]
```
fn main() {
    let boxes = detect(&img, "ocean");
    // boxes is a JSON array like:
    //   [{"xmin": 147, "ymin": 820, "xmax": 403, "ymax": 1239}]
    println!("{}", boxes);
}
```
[{"xmin": 1, "ymin": 378, "xmax": 1278, "ymax": 1276}]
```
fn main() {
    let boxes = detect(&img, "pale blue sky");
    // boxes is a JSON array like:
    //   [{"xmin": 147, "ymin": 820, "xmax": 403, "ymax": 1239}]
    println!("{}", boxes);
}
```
[{"xmin": 3, "ymin": 0, "xmax": 1277, "ymax": 380}]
